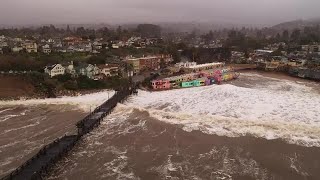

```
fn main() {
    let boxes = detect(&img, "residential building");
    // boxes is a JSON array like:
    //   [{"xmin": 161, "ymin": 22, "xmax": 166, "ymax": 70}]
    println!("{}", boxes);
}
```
[
  {"xmin": 254, "ymin": 49, "xmax": 273, "ymax": 55},
  {"xmin": 185, "ymin": 62, "xmax": 225, "ymax": 73},
  {"xmin": 139, "ymin": 56, "xmax": 161, "ymax": 71},
  {"xmin": 12, "ymin": 46, "xmax": 24, "ymax": 53},
  {"xmin": 44, "ymin": 64, "xmax": 66, "ymax": 77},
  {"xmin": 24, "ymin": 42, "xmax": 38, "ymax": 53},
  {"xmin": 125, "ymin": 54, "xmax": 172, "ymax": 74},
  {"xmin": 112, "ymin": 44, "xmax": 119, "ymax": 49},
  {"xmin": 42, "ymin": 44, "xmax": 51, "ymax": 54},
  {"xmin": 126, "ymin": 58, "xmax": 140, "ymax": 75},
  {"xmin": 64, "ymin": 61, "xmax": 76, "ymax": 76},
  {"xmin": 98, "ymin": 64, "xmax": 119, "ymax": 77},
  {"xmin": 76, "ymin": 64, "xmax": 100, "ymax": 79},
  {"xmin": 175, "ymin": 61, "xmax": 197, "ymax": 68},
  {"xmin": 84, "ymin": 43, "xmax": 93, "ymax": 52},
  {"xmin": 63, "ymin": 37, "xmax": 83, "ymax": 46},
  {"xmin": 93, "ymin": 41, "xmax": 102, "ymax": 50}
]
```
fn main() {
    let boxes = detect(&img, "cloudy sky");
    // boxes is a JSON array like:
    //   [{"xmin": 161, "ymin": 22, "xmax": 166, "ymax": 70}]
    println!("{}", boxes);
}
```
[{"xmin": 0, "ymin": 0, "xmax": 319, "ymax": 25}]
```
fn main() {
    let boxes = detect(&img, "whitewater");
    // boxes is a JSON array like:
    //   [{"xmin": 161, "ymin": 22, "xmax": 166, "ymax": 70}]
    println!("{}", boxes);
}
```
[
  {"xmin": 118, "ymin": 73, "xmax": 320, "ymax": 147},
  {"xmin": 1, "ymin": 73, "xmax": 319, "ymax": 147},
  {"xmin": 0, "ymin": 90, "xmax": 115, "ymax": 112}
]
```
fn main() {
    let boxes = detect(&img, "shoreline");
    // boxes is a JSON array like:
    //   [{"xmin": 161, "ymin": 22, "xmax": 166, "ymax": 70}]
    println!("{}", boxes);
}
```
[
  {"xmin": 1, "ymin": 69, "xmax": 319, "ymax": 101},
  {"xmin": 0, "ymin": 88, "xmax": 111, "ymax": 101}
]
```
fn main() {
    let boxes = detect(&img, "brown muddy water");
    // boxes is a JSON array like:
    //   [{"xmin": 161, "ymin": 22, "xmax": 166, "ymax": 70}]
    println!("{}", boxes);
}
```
[
  {"xmin": 0, "ymin": 105, "xmax": 86, "ymax": 178},
  {"xmin": 47, "ymin": 108, "xmax": 320, "ymax": 180},
  {"xmin": 1, "ymin": 72, "xmax": 320, "ymax": 180}
]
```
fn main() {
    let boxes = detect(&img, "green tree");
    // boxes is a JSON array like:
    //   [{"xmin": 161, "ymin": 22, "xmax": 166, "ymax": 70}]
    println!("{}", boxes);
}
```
[{"xmin": 87, "ymin": 56, "xmax": 105, "ymax": 65}]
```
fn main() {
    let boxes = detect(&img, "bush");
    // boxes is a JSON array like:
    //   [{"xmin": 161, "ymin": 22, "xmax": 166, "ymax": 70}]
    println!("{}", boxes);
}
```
[
  {"xmin": 76, "ymin": 75, "xmax": 106, "ymax": 89},
  {"xmin": 64, "ymin": 80, "xmax": 78, "ymax": 90},
  {"xmin": 87, "ymin": 56, "xmax": 106, "ymax": 65},
  {"xmin": 55, "ymin": 74, "xmax": 72, "ymax": 83}
]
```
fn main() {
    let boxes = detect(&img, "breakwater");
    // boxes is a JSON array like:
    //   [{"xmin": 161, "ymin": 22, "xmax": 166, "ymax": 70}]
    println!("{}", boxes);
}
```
[{"xmin": 2, "ymin": 86, "xmax": 137, "ymax": 180}]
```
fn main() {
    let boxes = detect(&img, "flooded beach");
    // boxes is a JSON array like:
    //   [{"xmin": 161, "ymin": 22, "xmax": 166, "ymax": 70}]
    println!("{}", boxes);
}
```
[{"xmin": 1, "ymin": 72, "xmax": 320, "ymax": 179}]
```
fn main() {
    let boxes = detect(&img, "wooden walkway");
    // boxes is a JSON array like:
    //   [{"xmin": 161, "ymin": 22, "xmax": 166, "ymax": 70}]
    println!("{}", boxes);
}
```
[{"xmin": 2, "ymin": 87, "xmax": 137, "ymax": 180}]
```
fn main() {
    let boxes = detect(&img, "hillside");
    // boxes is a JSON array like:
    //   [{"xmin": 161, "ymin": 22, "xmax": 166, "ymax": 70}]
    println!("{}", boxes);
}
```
[
  {"xmin": 272, "ymin": 19, "xmax": 320, "ymax": 30},
  {"xmin": 0, "ymin": 76, "xmax": 36, "ymax": 100}
]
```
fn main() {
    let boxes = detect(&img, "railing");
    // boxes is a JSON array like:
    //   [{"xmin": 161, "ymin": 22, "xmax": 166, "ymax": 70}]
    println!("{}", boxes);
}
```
[{"xmin": 2, "ymin": 85, "xmax": 138, "ymax": 180}]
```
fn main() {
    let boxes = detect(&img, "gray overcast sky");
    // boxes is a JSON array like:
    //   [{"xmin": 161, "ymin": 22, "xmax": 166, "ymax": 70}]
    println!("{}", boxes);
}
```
[{"xmin": 0, "ymin": 0, "xmax": 319, "ymax": 25}]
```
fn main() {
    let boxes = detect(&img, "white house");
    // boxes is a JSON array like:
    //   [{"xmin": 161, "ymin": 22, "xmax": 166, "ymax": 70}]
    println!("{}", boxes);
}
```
[
  {"xmin": 44, "ymin": 64, "xmax": 66, "ymax": 77},
  {"xmin": 47, "ymin": 38, "xmax": 55, "ymax": 43},
  {"xmin": 42, "ymin": 44, "xmax": 51, "ymax": 54},
  {"xmin": 112, "ymin": 44, "xmax": 119, "ymax": 49}
]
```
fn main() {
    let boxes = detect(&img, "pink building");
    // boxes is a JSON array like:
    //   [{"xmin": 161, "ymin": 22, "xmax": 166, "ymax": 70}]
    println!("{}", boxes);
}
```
[{"xmin": 151, "ymin": 80, "xmax": 171, "ymax": 90}]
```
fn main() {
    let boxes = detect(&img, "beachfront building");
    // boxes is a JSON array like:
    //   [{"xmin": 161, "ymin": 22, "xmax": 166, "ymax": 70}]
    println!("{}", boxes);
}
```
[
  {"xmin": 98, "ymin": 64, "xmax": 120, "ymax": 77},
  {"xmin": 151, "ymin": 79, "xmax": 171, "ymax": 90},
  {"xmin": 151, "ymin": 64, "xmax": 239, "ymax": 90},
  {"xmin": 184, "ymin": 62, "xmax": 224, "ymax": 73},
  {"xmin": 125, "ymin": 54, "xmax": 173, "ymax": 75},
  {"xmin": 126, "ymin": 58, "xmax": 140, "ymax": 75},
  {"xmin": 162, "ymin": 73, "xmax": 199, "ymax": 88},
  {"xmin": 175, "ymin": 61, "xmax": 197, "ymax": 69}
]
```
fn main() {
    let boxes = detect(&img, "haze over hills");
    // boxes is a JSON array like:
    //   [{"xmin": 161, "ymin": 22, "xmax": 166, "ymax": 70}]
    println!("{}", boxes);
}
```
[
  {"xmin": 1, "ymin": 18, "xmax": 320, "ymax": 35},
  {"xmin": 272, "ymin": 18, "xmax": 320, "ymax": 30}
]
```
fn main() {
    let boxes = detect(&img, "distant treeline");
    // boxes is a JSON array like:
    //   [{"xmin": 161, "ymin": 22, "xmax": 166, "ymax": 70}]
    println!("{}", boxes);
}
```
[{"xmin": 0, "ymin": 24, "xmax": 162, "ymax": 40}]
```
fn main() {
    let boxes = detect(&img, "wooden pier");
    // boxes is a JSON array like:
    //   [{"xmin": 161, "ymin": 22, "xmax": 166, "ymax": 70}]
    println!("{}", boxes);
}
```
[{"xmin": 1, "ymin": 86, "xmax": 137, "ymax": 180}]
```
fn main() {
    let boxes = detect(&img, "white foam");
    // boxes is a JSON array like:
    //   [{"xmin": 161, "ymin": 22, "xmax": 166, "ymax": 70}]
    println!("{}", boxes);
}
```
[
  {"xmin": 123, "ymin": 73, "xmax": 320, "ymax": 147},
  {"xmin": 0, "ymin": 90, "xmax": 115, "ymax": 112}
]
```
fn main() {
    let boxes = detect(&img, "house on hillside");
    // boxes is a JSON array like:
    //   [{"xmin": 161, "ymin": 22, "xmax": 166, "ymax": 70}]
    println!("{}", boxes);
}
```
[
  {"xmin": 42, "ymin": 44, "xmax": 51, "ymax": 54},
  {"xmin": 67, "ymin": 45, "xmax": 75, "ymax": 53},
  {"xmin": 12, "ymin": 46, "xmax": 24, "ymax": 53},
  {"xmin": 93, "ymin": 41, "xmax": 103, "ymax": 50},
  {"xmin": 44, "ymin": 64, "xmax": 66, "ymax": 77},
  {"xmin": 24, "ymin": 42, "xmax": 38, "ymax": 53},
  {"xmin": 98, "ymin": 64, "xmax": 120, "ymax": 77},
  {"xmin": 76, "ymin": 64, "xmax": 100, "ymax": 79},
  {"xmin": 64, "ymin": 61, "xmax": 77, "ymax": 76}
]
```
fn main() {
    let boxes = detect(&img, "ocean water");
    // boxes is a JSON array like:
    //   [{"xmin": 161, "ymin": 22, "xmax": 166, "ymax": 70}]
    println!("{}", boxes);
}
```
[
  {"xmin": 2, "ymin": 73, "xmax": 320, "ymax": 179},
  {"xmin": 47, "ymin": 72, "xmax": 320, "ymax": 180},
  {"xmin": 0, "ymin": 90, "xmax": 114, "ymax": 177},
  {"xmin": 124, "ymin": 73, "xmax": 320, "ymax": 147}
]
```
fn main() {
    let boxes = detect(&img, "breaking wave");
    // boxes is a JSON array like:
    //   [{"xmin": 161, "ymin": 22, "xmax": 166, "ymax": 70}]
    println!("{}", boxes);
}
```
[
  {"xmin": 120, "ymin": 74, "xmax": 320, "ymax": 147},
  {"xmin": 0, "ymin": 90, "xmax": 115, "ymax": 112}
]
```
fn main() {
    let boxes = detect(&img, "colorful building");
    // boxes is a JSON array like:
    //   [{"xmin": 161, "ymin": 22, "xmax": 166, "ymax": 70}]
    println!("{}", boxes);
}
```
[
  {"xmin": 151, "ymin": 79, "xmax": 171, "ymax": 90},
  {"xmin": 151, "ymin": 64, "xmax": 239, "ymax": 90}
]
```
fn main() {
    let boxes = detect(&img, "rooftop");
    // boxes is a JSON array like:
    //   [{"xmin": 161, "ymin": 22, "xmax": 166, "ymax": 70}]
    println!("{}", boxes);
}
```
[{"xmin": 187, "ymin": 62, "xmax": 224, "ymax": 69}]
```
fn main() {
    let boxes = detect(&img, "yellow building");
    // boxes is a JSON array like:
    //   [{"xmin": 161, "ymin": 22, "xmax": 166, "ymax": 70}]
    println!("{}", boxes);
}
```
[{"xmin": 126, "ymin": 58, "xmax": 140, "ymax": 75}]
